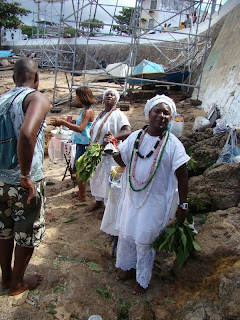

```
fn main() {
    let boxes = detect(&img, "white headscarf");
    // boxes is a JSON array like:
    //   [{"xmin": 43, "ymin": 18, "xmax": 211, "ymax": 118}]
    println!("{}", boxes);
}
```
[
  {"xmin": 103, "ymin": 88, "xmax": 120, "ymax": 103},
  {"xmin": 144, "ymin": 94, "xmax": 177, "ymax": 120}
]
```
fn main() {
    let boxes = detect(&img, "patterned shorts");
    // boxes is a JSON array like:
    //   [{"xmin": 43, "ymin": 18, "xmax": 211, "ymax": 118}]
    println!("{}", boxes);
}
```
[{"xmin": 0, "ymin": 180, "xmax": 46, "ymax": 247}]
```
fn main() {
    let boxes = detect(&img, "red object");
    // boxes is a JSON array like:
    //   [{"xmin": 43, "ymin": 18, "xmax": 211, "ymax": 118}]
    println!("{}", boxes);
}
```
[
  {"xmin": 112, "ymin": 138, "xmax": 118, "ymax": 148},
  {"xmin": 67, "ymin": 115, "xmax": 72, "ymax": 123}
]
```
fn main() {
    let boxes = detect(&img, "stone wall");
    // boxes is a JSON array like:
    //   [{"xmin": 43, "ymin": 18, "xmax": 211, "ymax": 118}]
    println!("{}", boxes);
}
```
[{"xmin": 192, "ymin": 3, "xmax": 240, "ymax": 128}]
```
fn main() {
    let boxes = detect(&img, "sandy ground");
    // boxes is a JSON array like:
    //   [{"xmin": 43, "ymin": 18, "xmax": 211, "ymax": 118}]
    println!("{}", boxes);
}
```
[{"xmin": 0, "ymin": 70, "xmax": 207, "ymax": 320}]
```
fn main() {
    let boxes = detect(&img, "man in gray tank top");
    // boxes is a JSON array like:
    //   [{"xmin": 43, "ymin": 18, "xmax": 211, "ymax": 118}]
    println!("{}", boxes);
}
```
[{"xmin": 0, "ymin": 57, "xmax": 50, "ymax": 295}]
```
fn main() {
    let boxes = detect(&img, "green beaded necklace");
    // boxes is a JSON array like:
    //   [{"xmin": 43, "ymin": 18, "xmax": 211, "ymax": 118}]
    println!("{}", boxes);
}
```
[{"xmin": 129, "ymin": 129, "xmax": 170, "ymax": 192}]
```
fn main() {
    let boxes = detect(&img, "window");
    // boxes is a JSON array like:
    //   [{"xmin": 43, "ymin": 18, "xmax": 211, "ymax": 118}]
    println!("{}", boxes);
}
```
[
  {"xmin": 150, "ymin": 0, "xmax": 157, "ymax": 10},
  {"xmin": 148, "ymin": 19, "xmax": 154, "ymax": 29}
]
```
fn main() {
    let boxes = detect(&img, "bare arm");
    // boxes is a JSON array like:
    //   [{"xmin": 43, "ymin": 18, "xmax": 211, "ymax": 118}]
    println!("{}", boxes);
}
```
[
  {"xmin": 113, "ymin": 152, "xmax": 126, "ymax": 167},
  {"xmin": 103, "ymin": 125, "xmax": 131, "ymax": 147},
  {"xmin": 175, "ymin": 163, "xmax": 189, "ymax": 224},
  {"xmin": 18, "ymin": 91, "xmax": 50, "ymax": 203},
  {"xmin": 50, "ymin": 108, "xmax": 93, "ymax": 133},
  {"xmin": 114, "ymin": 125, "xmax": 131, "ymax": 141}
]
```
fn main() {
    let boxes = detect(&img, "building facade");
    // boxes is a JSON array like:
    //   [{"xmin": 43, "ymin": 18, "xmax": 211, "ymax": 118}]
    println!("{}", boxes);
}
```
[{"xmin": 140, "ymin": 0, "xmax": 194, "ymax": 32}]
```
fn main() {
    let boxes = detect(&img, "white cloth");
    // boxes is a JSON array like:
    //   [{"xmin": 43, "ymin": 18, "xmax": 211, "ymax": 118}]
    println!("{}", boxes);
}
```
[
  {"xmin": 116, "ymin": 236, "xmax": 155, "ymax": 289},
  {"xmin": 48, "ymin": 137, "xmax": 76, "ymax": 167},
  {"xmin": 48, "ymin": 137, "xmax": 64, "ymax": 160},
  {"xmin": 144, "ymin": 94, "xmax": 176, "ymax": 120},
  {"xmin": 115, "ymin": 130, "xmax": 190, "ymax": 245},
  {"xmin": 103, "ymin": 88, "xmax": 120, "ymax": 103},
  {"xmin": 90, "ymin": 109, "xmax": 130, "ymax": 200},
  {"xmin": 101, "ymin": 184, "xmax": 121, "ymax": 236}
]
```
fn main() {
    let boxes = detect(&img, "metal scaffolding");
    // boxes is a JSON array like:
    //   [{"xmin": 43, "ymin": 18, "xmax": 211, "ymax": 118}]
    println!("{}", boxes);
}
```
[{"xmin": 24, "ymin": 0, "xmax": 219, "ymax": 105}]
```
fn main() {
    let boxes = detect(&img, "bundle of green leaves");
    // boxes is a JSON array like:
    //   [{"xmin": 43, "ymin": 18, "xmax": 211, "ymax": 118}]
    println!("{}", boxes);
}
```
[
  {"xmin": 151, "ymin": 215, "xmax": 201, "ymax": 268},
  {"xmin": 76, "ymin": 143, "xmax": 103, "ymax": 183}
]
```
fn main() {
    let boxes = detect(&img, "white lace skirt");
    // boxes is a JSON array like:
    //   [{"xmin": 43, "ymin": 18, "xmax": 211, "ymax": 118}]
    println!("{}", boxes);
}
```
[{"xmin": 116, "ymin": 235, "xmax": 156, "ymax": 289}]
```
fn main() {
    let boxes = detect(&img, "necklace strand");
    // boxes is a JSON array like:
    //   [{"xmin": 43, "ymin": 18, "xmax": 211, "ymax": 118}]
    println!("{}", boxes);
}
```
[
  {"xmin": 90, "ymin": 107, "xmax": 117, "ymax": 142},
  {"xmin": 135, "ymin": 125, "xmax": 167, "ymax": 159},
  {"xmin": 128, "ymin": 129, "xmax": 170, "ymax": 192},
  {"xmin": 132, "ymin": 129, "xmax": 165, "ymax": 185}
]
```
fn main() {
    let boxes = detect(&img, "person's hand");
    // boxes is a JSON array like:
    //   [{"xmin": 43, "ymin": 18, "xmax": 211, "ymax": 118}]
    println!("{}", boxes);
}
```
[
  {"xmin": 49, "ymin": 117, "xmax": 62, "ymax": 126},
  {"xmin": 103, "ymin": 131, "xmax": 115, "ymax": 146},
  {"xmin": 20, "ymin": 178, "xmax": 35, "ymax": 204},
  {"xmin": 176, "ymin": 207, "xmax": 187, "ymax": 225}
]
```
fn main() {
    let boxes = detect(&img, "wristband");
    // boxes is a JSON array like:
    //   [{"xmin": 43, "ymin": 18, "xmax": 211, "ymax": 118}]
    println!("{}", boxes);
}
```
[
  {"xmin": 178, "ymin": 203, "xmax": 188, "ymax": 210},
  {"xmin": 20, "ymin": 174, "xmax": 31, "ymax": 179}
]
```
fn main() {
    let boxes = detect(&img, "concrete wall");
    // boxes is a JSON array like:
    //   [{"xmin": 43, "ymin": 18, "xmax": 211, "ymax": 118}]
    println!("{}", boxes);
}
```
[{"xmin": 192, "ymin": 2, "xmax": 240, "ymax": 129}]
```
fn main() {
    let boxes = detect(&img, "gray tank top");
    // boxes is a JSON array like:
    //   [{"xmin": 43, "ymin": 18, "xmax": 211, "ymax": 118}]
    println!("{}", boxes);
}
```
[{"xmin": 0, "ymin": 87, "xmax": 46, "ymax": 184}]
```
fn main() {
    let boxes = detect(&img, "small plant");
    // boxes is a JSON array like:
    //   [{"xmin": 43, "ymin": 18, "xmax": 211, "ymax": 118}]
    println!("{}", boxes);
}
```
[
  {"xmin": 86, "ymin": 261, "xmax": 102, "ymax": 272},
  {"xmin": 119, "ymin": 299, "xmax": 131, "ymax": 320},
  {"xmin": 198, "ymin": 214, "xmax": 207, "ymax": 225},
  {"xmin": 96, "ymin": 287, "xmax": 111, "ymax": 300},
  {"xmin": 58, "ymin": 255, "xmax": 83, "ymax": 263},
  {"xmin": 45, "ymin": 304, "xmax": 57, "ymax": 316},
  {"xmin": 187, "ymin": 157, "xmax": 197, "ymax": 173},
  {"xmin": 53, "ymin": 283, "xmax": 66, "ymax": 294},
  {"xmin": 188, "ymin": 194, "xmax": 209, "ymax": 214},
  {"xmin": 203, "ymin": 154, "xmax": 215, "ymax": 168},
  {"xmin": 63, "ymin": 217, "xmax": 77, "ymax": 223}
]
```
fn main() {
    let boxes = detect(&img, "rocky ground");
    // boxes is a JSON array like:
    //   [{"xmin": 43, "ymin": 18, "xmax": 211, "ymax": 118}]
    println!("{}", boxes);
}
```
[{"xmin": 0, "ymin": 70, "xmax": 239, "ymax": 320}]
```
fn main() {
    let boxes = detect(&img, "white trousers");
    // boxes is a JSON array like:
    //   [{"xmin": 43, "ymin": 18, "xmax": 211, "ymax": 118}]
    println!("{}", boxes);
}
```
[{"xmin": 116, "ymin": 235, "xmax": 156, "ymax": 289}]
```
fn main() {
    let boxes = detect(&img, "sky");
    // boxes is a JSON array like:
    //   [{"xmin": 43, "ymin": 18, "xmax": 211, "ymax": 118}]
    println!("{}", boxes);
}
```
[
  {"xmin": 10, "ymin": 0, "xmax": 228, "ymax": 27},
  {"xmin": 12, "ymin": 0, "xmax": 137, "ymax": 27}
]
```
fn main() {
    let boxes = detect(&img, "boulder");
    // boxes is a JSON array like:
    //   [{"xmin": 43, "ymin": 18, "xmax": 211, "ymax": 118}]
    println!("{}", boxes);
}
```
[{"xmin": 189, "ymin": 163, "xmax": 240, "ymax": 211}]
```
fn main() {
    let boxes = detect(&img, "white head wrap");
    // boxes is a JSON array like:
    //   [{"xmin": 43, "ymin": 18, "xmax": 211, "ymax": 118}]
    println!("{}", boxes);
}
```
[
  {"xmin": 144, "ymin": 94, "xmax": 177, "ymax": 120},
  {"xmin": 103, "ymin": 88, "xmax": 120, "ymax": 103}
]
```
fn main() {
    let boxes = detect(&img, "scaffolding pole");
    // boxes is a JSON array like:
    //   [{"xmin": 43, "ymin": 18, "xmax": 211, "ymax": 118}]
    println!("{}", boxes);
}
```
[{"xmin": 22, "ymin": 0, "xmax": 218, "ymax": 105}]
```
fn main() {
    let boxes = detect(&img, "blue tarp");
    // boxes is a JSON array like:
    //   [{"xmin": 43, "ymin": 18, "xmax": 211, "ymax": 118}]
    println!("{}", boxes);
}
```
[
  {"xmin": 132, "ymin": 59, "xmax": 165, "ymax": 79},
  {"xmin": 0, "ymin": 50, "xmax": 14, "ymax": 58},
  {"xmin": 129, "ymin": 70, "xmax": 190, "ymax": 86}
]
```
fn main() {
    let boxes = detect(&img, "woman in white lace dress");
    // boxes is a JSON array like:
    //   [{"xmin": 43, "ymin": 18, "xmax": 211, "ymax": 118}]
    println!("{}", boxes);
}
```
[
  {"xmin": 88, "ymin": 88, "xmax": 131, "ymax": 212},
  {"xmin": 108, "ymin": 95, "xmax": 190, "ymax": 295}
]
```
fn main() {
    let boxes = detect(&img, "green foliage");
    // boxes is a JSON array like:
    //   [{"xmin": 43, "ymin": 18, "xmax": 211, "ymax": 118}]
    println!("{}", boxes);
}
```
[
  {"xmin": 63, "ymin": 217, "xmax": 77, "ymax": 223},
  {"xmin": 20, "ymin": 25, "xmax": 45, "ymax": 38},
  {"xmin": 188, "ymin": 194, "xmax": 208, "ymax": 213},
  {"xmin": 0, "ymin": 0, "xmax": 30, "ymax": 44},
  {"xmin": 112, "ymin": 7, "xmax": 134, "ymax": 35},
  {"xmin": 63, "ymin": 27, "xmax": 76, "ymax": 38},
  {"xmin": 198, "ymin": 214, "xmax": 207, "ymax": 225},
  {"xmin": 164, "ymin": 298, "xmax": 177, "ymax": 304},
  {"xmin": 53, "ymin": 283, "xmax": 66, "ymax": 294},
  {"xmin": 80, "ymin": 18, "xmax": 104, "ymax": 36},
  {"xmin": 203, "ymin": 154, "xmax": 215, "ymax": 168},
  {"xmin": 119, "ymin": 299, "xmax": 131, "ymax": 320},
  {"xmin": 187, "ymin": 157, "xmax": 197, "ymax": 173},
  {"xmin": 21, "ymin": 25, "xmax": 34, "ymax": 38},
  {"xmin": 86, "ymin": 261, "xmax": 102, "ymax": 272},
  {"xmin": 96, "ymin": 287, "xmax": 111, "ymax": 300},
  {"xmin": 76, "ymin": 143, "xmax": 103, "ymax": 183},
  {"xmin": 151, "ymin": 216, "xmax": 201, "ymax": 268},
  {"xmin": 58, "ymin": 255, "xmax": 83, "ymax": 263},
  {"xmin": 45, "ymin": 304, "xmax": 57, "ymax": 316}
]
